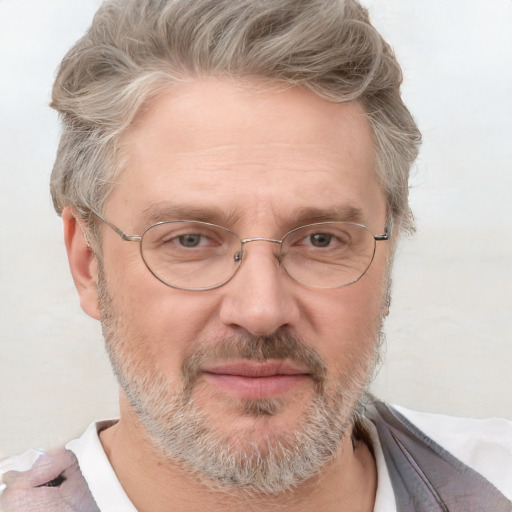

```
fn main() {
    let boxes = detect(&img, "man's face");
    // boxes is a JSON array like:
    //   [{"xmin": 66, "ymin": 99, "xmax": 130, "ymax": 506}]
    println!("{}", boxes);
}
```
[{"xmin": 93, "ymin": 79, "xmax": 389, "ymax": 492}]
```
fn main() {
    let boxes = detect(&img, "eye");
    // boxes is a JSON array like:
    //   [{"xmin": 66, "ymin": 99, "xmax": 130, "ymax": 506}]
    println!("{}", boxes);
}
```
[
  {"xmin": 159, "ymin": 229, "xmax": 220, "ymax": 250},
  {"xmin": 178, "ymin": 234, "xmax": 203, "ymax": 248},
  {"xmin": 299, "ymin": 229, "xmax": 350, "ymax": 250},
  {"xmin": 142, "ymin": 222, "xmax": 235, "ymax": 261},
  {"xmin": 308, "ymin": 233, "xmax": 333, "ymax": 248}
]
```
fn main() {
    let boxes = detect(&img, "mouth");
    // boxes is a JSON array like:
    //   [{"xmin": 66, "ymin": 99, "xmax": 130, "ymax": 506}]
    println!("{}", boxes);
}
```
[{"xmin": 201, "ymin": 360, "xmax": 313, "ymax": 400}]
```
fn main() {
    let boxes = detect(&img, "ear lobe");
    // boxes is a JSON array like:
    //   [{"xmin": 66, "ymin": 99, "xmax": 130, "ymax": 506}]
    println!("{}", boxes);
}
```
[{"xmin": 62, "ymin": 206, "xmax": 101, "ymax": 320}]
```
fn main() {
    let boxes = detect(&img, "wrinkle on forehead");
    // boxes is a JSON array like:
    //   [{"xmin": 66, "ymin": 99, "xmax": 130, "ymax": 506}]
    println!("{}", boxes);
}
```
[{"xmin": 122, "ymin": 78, "xmax": 374, "ymax": 162}]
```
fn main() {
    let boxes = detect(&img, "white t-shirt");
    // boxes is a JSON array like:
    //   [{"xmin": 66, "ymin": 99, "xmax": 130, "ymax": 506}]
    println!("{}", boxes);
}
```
[{"xmin": 2, "ymin": 405, "xmax": 512, "ymax": 511}]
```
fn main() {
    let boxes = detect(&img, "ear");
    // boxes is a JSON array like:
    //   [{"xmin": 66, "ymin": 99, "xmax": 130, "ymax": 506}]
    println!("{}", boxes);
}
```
[{"xmin": 62, "ymin": 206, "xmax": 101, "ymax": 320}]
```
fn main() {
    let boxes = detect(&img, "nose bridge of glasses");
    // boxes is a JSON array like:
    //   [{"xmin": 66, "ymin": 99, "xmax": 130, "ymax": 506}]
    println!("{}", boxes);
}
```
[
  {"xmin": 234, "ymin": 237, "xmax": 283, "ymax": 264},
  {"xmin": 241, "ymin": 236, "xmax": 282, "ymax": 245}
]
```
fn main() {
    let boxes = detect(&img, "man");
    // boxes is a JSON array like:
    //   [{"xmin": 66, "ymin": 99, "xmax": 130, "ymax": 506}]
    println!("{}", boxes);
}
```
[{"xmin": 1, "ymin": 0, "xmax": 511, "ymax": 511}]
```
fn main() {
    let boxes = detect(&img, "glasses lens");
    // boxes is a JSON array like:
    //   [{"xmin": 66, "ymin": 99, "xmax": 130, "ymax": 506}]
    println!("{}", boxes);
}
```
[
  {"xmin": 140, "ymin": 221, "xmax": 241, "ymax": 290},
  {"xmin": 281, "ymin": 223, "xmax": 376, "ymax": 288}
]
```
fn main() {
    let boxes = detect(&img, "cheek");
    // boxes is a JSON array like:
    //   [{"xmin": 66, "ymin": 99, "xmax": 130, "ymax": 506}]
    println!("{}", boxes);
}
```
[
  {"xmin": 305, "ymin": 276, "xmax": 386, "ymax": 365},
  {"xmin": 107, "ymin": 271, "xmax": 224, "ymax": 363}
]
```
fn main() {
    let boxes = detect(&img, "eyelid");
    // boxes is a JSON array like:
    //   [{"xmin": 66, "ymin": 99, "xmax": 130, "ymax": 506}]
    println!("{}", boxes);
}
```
[
  {"xmin": 292, "ymin": 228, "xmax": 348, "ymax": 245},
  {"xmin": 148, "ymin": 222, "xmax": 236, "ymax": 245},
  {"xmin": 283, "ymin": 222, "xmax": 354, "ymax": 239}
]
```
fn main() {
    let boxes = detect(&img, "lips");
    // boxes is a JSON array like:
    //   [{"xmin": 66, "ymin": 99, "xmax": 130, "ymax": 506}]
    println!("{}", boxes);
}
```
[{"xmin": 201, "ymin": 360, "xmax": 312, "ymax": 399}]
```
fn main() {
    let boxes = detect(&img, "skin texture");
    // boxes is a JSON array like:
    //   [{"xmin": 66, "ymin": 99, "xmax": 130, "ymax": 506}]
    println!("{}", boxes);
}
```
[{"xmin": 63, "ymin": 78, "xmax": 388, "ymax": 511}]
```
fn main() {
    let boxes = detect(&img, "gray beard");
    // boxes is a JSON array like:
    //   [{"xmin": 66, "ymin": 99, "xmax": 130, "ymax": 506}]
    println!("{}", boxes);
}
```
[{"xmin": 98, "ymin": 271, "xmax": 381, "ymax": 495}]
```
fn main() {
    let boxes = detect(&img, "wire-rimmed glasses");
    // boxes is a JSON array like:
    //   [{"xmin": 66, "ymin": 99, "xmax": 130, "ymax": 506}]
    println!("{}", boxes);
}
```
[{"xmin": 92, "ymin": 212, "xmax": 389, "ymax": 291}]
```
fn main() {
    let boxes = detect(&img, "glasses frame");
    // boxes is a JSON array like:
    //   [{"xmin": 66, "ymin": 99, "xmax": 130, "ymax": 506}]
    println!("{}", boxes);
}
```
[{"xmin": 91, "ymin": 211, "xmax": 390, "ymax": 291}]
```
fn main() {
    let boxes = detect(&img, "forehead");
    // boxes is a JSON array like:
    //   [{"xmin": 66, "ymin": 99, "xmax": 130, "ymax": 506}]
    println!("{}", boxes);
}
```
[{"xmin": 110, "ymin": 78, "xmax": 385, "ymax": 230}]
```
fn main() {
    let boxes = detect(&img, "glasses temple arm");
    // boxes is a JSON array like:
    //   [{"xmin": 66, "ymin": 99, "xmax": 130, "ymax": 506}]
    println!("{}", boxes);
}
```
[{"xmin": 91, "ymin": 211, "xmax": 141, "ymax": 242}]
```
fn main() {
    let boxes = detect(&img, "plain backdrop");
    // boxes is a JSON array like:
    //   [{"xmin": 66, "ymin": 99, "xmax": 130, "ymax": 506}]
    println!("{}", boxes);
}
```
[{"xmin": 0, "ymin": 0, "xmax": 511, "ymax": 457}]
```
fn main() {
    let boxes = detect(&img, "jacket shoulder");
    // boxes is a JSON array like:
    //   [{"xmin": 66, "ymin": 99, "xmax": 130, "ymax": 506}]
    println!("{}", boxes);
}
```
[{"xmin": 394, "ymin": 404, "xmax": 512, "ymax": 499}]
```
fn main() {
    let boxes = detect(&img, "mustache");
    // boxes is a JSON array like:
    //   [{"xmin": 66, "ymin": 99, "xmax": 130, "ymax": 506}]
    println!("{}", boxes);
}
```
[{"xmin": 181, "ymin": 331, "xmax": 327, "ymax": 390}]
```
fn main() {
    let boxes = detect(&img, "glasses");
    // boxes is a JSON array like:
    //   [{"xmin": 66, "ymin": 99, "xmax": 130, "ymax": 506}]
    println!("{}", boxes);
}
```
[{"xmin": 92, "ymin": 212, "xmax": 389, "ymax": 291}]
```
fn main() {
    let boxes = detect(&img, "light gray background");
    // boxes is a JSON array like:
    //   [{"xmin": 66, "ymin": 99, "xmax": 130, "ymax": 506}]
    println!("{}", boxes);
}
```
[{"xmin": 1, "ymin": 0, "xmax": 511, "ymax": 457}]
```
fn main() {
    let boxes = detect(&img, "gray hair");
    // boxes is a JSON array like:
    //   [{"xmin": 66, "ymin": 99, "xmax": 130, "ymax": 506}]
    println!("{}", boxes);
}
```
[{"xmin": 50, "ymin": 0, "xmax": 421, "ymax": 235}]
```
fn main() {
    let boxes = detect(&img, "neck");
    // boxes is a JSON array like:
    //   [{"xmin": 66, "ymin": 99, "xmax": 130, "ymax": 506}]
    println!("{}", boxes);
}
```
[{"xmin": 99, "ymin": 402, "xmax": 377, "ymax": 512}]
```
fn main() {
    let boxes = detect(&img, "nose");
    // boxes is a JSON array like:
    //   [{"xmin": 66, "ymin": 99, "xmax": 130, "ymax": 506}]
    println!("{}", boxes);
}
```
[{"xmin": 219, "ymin": 241, "xmax": 300, "ymax": 336}]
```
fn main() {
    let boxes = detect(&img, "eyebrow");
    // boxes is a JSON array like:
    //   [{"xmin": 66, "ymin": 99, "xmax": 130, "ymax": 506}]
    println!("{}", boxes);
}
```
[
  {"xmin": 284, "ymin": 206, "xmax": 365, "ymax": 226},
  {"xmin": 139, "ymin": 202, "xmax": 242, "ymax": 227}
]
